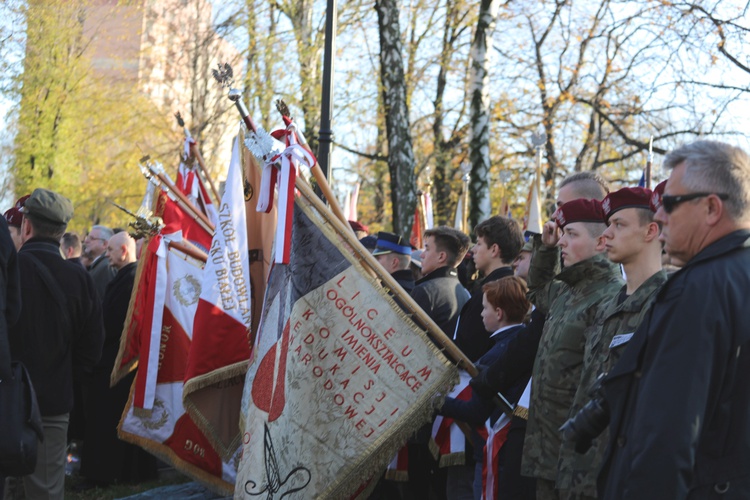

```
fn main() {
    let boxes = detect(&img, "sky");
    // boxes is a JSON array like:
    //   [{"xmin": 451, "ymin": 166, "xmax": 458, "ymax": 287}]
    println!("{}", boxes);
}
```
[{"xmin": 2, "ymin": 1, "xmax": 749, "ymax": 210}]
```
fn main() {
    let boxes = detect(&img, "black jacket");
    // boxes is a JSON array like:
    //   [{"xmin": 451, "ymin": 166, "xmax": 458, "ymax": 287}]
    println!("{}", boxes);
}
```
[
  {"xmin": 391, "ymin": 269, "xmax": 415, "ymax": 294},
  {"xmin": 599, "ymin": 230, "xmax": 750, "ymax": 499},
  {"xmin": 453, "ymin": 266, "xmax": 514, "ymax": 361},
  {"xmin": 0, "ymin": 217, "xmax": 21, "ymax": 377},
  {"xmin": 88, "ymin": 253, "xmax": 116, "ymax": 301},
  {"xmin": 9, "ymin": 238, "xmax": 104, "ymax": 416},
  {"xmin": 411, "ymin": 266, "xmax": 470, "ymax": 337},
  {"xmin": 98, "ymin": 262, "xmax": 137, "ymax": 372},
  {"xmin": 81, "ymin": 261, "xmax": 157, "ymax": 483}
]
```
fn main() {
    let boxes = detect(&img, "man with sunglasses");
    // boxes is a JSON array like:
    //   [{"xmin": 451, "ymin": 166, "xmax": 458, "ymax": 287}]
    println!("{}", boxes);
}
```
[{"xmin": 598, "ymin": 141, "xmax": 750, "ymax": 499}]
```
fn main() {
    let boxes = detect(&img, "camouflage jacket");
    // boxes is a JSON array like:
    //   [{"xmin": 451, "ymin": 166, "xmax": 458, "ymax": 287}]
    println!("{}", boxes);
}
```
[
  {"xmin": 556, "ymin": 270, "xmax": 667, "ymax": 496},
  {"xmin": 521, "ymin": 240, "xmax": 623, "ymax": 481}
]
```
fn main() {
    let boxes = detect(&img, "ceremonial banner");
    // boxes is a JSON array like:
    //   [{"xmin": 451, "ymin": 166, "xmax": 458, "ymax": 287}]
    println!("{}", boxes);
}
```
[
  {"xmin": 112, "ymin": 192, "xmax": 212, "ymax": 391},
  {"xmin": 118, "ymin": 247, "xmax": 237, "ymax": 495},
  {"xmin": 523, "ymin": 179, "xmax": 544, "ymax": 236},
  {"xmin": 410, "ymin": 191, "xmax": 427, "ymax": 250},
  {"xmin": 177, "ymin": 137, "xmax": 219, "ymax": 228},
  {"xmin": 184, "ymin": 137, "xmax": 253, "ymax": 459},
  {"xmin": 241, "ymin": 141, "xmax": 276, "ymax": 340},
  {"xmin": 235, "ymin": 186, "xmax": 458, "ymax": 499}
]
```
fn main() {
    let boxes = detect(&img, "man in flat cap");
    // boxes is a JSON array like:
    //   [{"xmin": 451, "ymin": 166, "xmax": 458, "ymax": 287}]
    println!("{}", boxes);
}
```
[
  {"xmin": 8, "ymin": 188, "xmax": 104, "ymax": 499},
  {"xmin": 372, "ymin": 231, "xmax": 415, "ymax": 293},
  {"xmin": 522, "ymin": 198, "xmax": 623, "ymax": 500},
  {"xmin": 557, "ymin": 187, "xmax": 667, "ymax": 499},
  {"xmin": 599, "ymin": 141, "xmax": 750, "ymax": 498}
]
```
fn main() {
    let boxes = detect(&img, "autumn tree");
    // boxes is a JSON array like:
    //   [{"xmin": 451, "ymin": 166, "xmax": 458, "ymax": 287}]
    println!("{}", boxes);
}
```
[{"xmin": 8, "ymin": 0, "xmax": 174, "ymax": 230}]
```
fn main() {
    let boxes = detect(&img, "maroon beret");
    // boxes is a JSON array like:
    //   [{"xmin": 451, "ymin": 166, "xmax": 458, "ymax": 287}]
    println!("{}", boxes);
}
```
[
  {"xmin": 602, "ymin": 187, "xmax": 654, "ymax": 221},
  {"xmin": 348, "ymin": 220, "xmax": 369, "ymax": 234},
  {"xmin": 14, "ymin": 195, "xmax": 30, "ymax": 210},
  {"xmin": 554, "ymin": 199, "xmax": 605, "ymax": 228},
  {"xmin": 3, "ymin": 207, "xmax": 21, "ymax": 227},
  {"xmin": 650, "ymin": 181, "xmax": 667, "ymax": 212},
  {"xmin": 4, "ymin": 194, "xmax": 30, "ymax": 228}
]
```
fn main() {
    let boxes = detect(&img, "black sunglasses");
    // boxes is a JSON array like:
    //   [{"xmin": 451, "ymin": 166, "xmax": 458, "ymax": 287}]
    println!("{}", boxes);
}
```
[{"xmin": 661, "ymin": 192, "xmax": 729, "ymax": 214}]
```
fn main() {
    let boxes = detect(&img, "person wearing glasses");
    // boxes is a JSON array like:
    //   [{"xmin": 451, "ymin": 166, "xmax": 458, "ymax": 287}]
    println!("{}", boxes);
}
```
[
  {"xmin": 598, "ymin": 141, "xmax": 750, "ymax": 499},
  {"xmin": 83, "ymin": 225, "xmax": 115, "ymax": 300}
]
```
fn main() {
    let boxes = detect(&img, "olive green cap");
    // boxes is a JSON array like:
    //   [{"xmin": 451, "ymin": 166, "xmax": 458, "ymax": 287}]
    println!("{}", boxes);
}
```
[{"xmin": 21, "ymin": 188, "xmax": 73, "ymax": 225}]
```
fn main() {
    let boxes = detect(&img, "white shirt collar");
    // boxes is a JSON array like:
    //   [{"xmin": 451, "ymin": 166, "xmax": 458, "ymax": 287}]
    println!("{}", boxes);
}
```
[{"xmin": 489, "ymin": 323, "xmax": 523, "ymax": 338}]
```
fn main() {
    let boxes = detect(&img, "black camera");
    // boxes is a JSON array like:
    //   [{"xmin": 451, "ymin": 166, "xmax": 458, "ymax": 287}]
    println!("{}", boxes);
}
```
[{"xmin": 559, "ymin": 373, "xmax": 610, "ymax": 454}]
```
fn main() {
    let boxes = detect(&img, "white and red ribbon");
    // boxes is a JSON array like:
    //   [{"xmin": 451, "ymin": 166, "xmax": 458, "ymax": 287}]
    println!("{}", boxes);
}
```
[
  {"xmin": 132, "ymin": 233, "xmax": 169, "ymax": 411},
  {"xmin": 255, "ymin": 121, "xmax": 316, "ymax": 264},
  {"xmin": 482, "ymin": 414, "xmax": 511, "ymax": 500}
]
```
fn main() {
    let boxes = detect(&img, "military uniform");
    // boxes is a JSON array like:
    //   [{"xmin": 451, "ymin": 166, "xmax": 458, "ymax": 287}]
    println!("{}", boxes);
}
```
[
  {"xmin": 521, "ymin": 237, "xmax": 622, "ymax": 497},
  {"xmin": 556, "ymin": 270, "xmax": 666, "ymax": 498}
]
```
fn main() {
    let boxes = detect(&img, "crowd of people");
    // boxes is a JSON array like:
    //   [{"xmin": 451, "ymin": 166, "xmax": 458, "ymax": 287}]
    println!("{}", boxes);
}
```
[
  {"xmin": 1, "ymin": 138, "xmax": 749, "ymax": 500},
  {"xmin": 1, "ymin": 191, "xmax": 155, "ymax": 499},
  {"xmin": 365, "ymin": 140, "xmax": 750, "ymax": 500}
]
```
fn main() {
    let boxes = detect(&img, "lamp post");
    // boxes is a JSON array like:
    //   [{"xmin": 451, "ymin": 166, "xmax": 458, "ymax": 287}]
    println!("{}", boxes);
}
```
[{"xmin": 317, "ymin": 0, "xmax": 337, "ymax": 199}]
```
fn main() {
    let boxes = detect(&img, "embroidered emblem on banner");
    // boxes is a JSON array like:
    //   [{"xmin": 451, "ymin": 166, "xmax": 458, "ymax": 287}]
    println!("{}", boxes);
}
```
[{"xmin": 174, "ymin": 275, "xmax": 201, "ymax": 306}]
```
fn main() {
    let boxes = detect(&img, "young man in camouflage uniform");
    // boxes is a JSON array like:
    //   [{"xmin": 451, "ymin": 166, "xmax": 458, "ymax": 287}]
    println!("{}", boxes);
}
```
[
  {"xmin": 522, "ymin": 199, "xmax": 623, "ymax": 500},
  {"xmin": 557, "ymin": 186, "xmax": 668, "ymax": 499}
]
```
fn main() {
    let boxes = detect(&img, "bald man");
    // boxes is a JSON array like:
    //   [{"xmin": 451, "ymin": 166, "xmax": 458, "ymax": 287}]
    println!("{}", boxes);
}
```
[
  {"xmin": 80, "ymin": 231, "xmax": 156, "ymax": 486},
  {"xmin": 105, "ymin": 231, "xmax": 136, "ymax": 271}
]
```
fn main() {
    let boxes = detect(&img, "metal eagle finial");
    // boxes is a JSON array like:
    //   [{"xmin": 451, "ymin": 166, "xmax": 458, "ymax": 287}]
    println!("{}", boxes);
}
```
[
  {"xmin": 174, "ymin": 111, "xmax": 185, "ymax": 128},
  {"xmin": 275, "ymin": 99, "xmax": 292, "ymax": 120},
  {"xmin": 212, "ymin": 62, "xmax": 234, "ymax": 88}
]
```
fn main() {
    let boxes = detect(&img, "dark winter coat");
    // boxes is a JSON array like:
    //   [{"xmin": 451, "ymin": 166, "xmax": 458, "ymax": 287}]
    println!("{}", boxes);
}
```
[
  {"xmin": 81, "ymin": 262, "xmax": 157, "ymax": 484},
  {"xmin": 9, "ymin": 238, "xmax": 104, "ymax": 416},
  {"xmin": 599, "ymin": 230, "xmax": 750, "ymax": 499},
  {"xmin": 411, "ymin": 266, "xmax": 470, "ymax": 337}
]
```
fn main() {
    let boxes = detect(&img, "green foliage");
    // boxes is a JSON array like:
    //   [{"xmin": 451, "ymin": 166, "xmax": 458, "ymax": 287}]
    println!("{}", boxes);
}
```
[{"xmin": 9, "ymin": 0, "xmax": 174, "ymax": 232}]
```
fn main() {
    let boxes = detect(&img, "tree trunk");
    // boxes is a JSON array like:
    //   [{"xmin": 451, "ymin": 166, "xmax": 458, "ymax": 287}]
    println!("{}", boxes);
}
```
[
  {"xmin": 468, "ymin": 0, "xmax": 499, "ymax": 229},
  {"xmin": 375, "ymin": 0, "xmax": 417, "ymax": 238}
]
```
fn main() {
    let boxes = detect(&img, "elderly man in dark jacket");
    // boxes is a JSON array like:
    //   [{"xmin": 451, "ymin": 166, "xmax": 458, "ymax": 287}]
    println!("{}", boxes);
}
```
[
  {"xmin": 599, "ymin": 140, "xmax": 750, "ymax": 499},
  {"xmin": 8, "ymin": 189, "xmax": 104, "ymax": 499}
]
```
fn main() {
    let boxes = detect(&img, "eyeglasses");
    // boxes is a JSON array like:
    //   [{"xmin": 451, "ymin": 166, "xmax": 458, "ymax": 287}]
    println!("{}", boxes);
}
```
[
  {"xmin": 85, "ymin": 235, "xmax": 107, "ymax": 243},
  {"xmin": 661, "ymin": 192, "xmax": 729, "ymax": 214}
]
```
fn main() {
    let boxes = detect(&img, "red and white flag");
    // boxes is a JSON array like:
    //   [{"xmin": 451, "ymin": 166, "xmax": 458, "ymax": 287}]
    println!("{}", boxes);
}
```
[
  {"xmin": 183, "ymin": 135, "xmax": 253, "ymax": 459},
  {"xmin": 429, "ymin": 370, "xmax": 473, "ymax": 466},
  {"xmin": 481, "ymin": 414, "xmax": 511, "ymax": 500},
  {"xmin": 118, "ymin": 247, "xmax": 237, "ymax": 495},
  {"xmin": 111, "ymin": 191, "xmax": 212, "ymax": 405}
]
